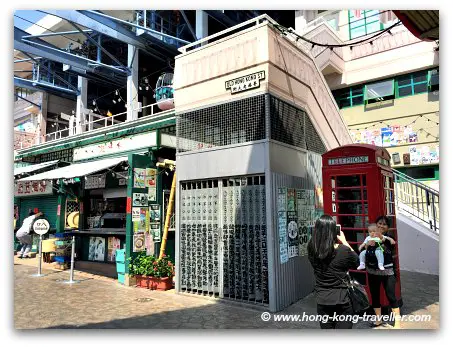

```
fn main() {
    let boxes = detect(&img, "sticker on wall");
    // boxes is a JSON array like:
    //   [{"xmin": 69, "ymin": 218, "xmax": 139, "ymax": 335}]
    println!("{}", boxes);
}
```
[
  {"xmin": 132, "ymin": 207, "xmax": 141, "ymax": 221},
  {"xmin": 133, "ymin": 193, "xmax": 148, "ymax": 207},
  {"xmin": 145, "ymin": 168, "xmax": 156, "ymax": 187},
  {"xmin": 332, "ymin": 203, "xmax": 337, "ymax": 213},
  {"xmin": 148, "ymin": 187, "xmax": 157, "ymax": 202},
  {"xmin": 133, "ymin": 168, "xmax": 146, "ymax": 188},
  {"xmin": 149, "ymin": 204, "xmax": 161, "ymax": 221},
  {"xmin": 133, "ymin": 233, "xmax": 145, "ymax": 252},
  {"xmin": 150, "ymin": 223, "xmax": 161, "ymax": 242},
  {"xmin": 278, "ymin": 211, "xmax": 288, "ymax": 264}
]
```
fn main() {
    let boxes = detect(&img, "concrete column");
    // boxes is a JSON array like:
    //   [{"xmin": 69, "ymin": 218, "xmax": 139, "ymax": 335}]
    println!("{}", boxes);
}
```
[
  {"xmin": 75, "ymin": 76, "xmax": 87, "ymax": 134},
  {"xmin": 142, "ymin": 96, "xmax": 148, "ymax": 117},
  {"xmin": 36, "ymin": 92, "xmax": 48, "ymax": 144},
  {"xmin": 127, "ymin": 44, "xmax": 139, "ymax": 121},
  {"xmin": 196, "ymin": 10, "xmax": 208, "ymax": 43}
]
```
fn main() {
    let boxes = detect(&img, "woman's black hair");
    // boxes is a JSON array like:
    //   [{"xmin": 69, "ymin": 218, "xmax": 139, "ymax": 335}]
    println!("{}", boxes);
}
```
[
  {"xmin": 308, "ymin": 214, "xmax": 337, "ymax": 261},
  {"xmin": 375, "ymin": 215, "xmax": 391, "ymax": 227}
]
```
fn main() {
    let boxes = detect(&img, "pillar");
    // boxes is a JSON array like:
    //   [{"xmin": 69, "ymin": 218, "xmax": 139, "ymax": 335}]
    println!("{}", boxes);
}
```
[
  {"xmin": 196, "ymin": 10, "xmax": 208, "ymax": 43},
  {"xmin": 127, "ymin": 44, "xmax": 139, "ymax": 121},
  {"xmin": 75, "ymin": 76, "xmax": 87, "ymax": 134}
]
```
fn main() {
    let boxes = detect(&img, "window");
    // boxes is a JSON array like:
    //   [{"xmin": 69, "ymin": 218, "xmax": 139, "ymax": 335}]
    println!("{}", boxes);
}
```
[
  {"xmin": 349, "ymin": 10, "xmax": 382, "ymax": 39},
  {"xmin": 333, "ymin": 86, "xmax": 364, "ymax": 109},
  {"xmin": 365, "ymin": 80, "xmax": 395, "ymax": 103},
  {"xmin": 396, "ymin": 70, "xmax": 429, "ymax": 97}
]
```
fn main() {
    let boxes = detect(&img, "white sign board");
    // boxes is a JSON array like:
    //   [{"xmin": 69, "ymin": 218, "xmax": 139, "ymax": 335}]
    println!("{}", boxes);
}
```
[
  {"xmin": 33, "ymin": 219, "xmax": 50, "ymax": 235},
  {"xmin": 15, "ymin": 180, "xmax": 53, "ymax": 197},
  {"xmin": 73, "ymin": 131, "xmax": 157, "ymax": 161},
  {"xmin": 225, "ymin": 71, "xmax": 265, "ymax": 94}
]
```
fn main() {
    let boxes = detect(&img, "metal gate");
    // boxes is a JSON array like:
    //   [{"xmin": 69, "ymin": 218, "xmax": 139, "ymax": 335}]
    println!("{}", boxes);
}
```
[{"xmin": 179, "ymin": 175, "xmax": 269, "ymax": 305}]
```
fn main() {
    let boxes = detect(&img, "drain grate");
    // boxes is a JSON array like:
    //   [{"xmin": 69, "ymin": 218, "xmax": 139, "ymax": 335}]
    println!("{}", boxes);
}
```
[{"xmin": 135, "ymin": 298, "xmax": 154, "ymax": 302}]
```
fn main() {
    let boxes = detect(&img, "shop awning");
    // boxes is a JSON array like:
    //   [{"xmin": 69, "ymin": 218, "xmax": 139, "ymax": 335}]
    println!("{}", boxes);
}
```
[
  {"xmin": 18, "ymin": 156, "xmax": 128, "ymax": 181},
  {"xmin": 14, "ymin": 160, "xmax": 59, "ymax": 177}
]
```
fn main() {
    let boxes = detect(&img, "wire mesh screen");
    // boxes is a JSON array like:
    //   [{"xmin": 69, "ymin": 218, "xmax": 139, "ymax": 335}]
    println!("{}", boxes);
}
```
[
  {"xmin": 65, "ymin": 199, "xmax": 80, "ymax": 229},
  {"xmin": 179, "ymin": 175, "xmax": 269, "ymax": 305},
  {"xmin": 269, "ymin": 96, "xmax": 326, "ymax": 154},
  {"xmin": 176, "ymin": 94, "xmax": 266, "ymax": 152}
]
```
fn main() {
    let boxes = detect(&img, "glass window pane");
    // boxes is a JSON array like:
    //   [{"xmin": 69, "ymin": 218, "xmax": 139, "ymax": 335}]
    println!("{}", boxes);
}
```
[
  {"xmin": 337, "ymin": 175, "xmax": 361, "ymax": 187},
  {"xmin": 338, "ymin": 202, "xmax": 365, "ymax": 214},
  {"xmin": 350, "ymin": 26, "xmax": 366, "ymax": 38},
  {"xmin": 398, "ymin": 86, "xmax": 413, "ymax": 97},
  {"xmin": 413, "ymin": 71, "xmax": 428, "ymax": 83},
  {"xmin": 413, "ymin": 83, "xmax": 428, "ymax": 94},
  {"xmin": 350, "ymin": 18, "xmax": 365, "ymax": 29},
  {"xmin": 429, "ymin": 69, "xmax": 439, "ymax": 86},
  {"xmin": 338, "ymin": 98, "xmax": 351, "ymax": 109},
  {"xmin": 337, "ymin": 189, "xmax": 362, "ymax": 201},
  {"xmin": 337, "ymin": 215, "xmax": 365, "ymax": 229},
  {"xmin": 334, "ymin": 89, "xmax": 351, "ymax": 99},
  {"xmin": 351, "ymin": 86, "xmax": 364, "ymax": 96},
  {"xmin": 366, "ymin": 21, "xmax": 381, "ymax": 34},
  {"xmin": 366, "ymin": 80, "xmax": 394, "ymax": 100},
  {"xmin": 351, "ymin": 96, "xmax": 364, "ymax": 106},
  {"xmin": 397, "ymin": 75, "xmax": 412, "ymax": 86}
]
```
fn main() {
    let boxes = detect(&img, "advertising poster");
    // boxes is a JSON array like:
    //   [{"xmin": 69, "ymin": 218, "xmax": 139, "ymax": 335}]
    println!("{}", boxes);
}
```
[
  {"xmin": 298, "ymin": 224, "xmax": 313, "ymax": 257},
  {"xmin": 134, "ymin": 168, "xmax": 146, "ymax": 188},
  {"xmin": 107, "ymin": 237, "xmax": 121, "ymax": 262},
  {"xmin": 133, "ymin": 233, "xmax": 145, "ymax": 252},
  {"xmin": 314, "ymin": 186, "xmax": 324, "ymax": 209},
  {"xmin": 140, "ymin": 208, "xmax": 149, "ymax": 233},
  {"xmin": 277, "ymin": 188, "xmax": 287, "ymax": 212},
  {"xmin": 278, "ymin": 211, "xmax": 288, "ymax": 264},
  {"xmin": 132, "ymin": 207, "xmax": 141, "ymax": 221},
  {"xmin": 132, "ymin": 193, "xmax": 148, "ymax": 206},
  {"xmin": 421, "ymin": 146, "xmax": 431, "ymax": 164},
  {"xmin": 287, "ymin": 188, "xmax": 296, "ymax": 212},
  {"xmin": 296, "ymin": 189, "xmax": 306, "ymax": 223},
  {"xmin": 145, "ymin": 168, "xmax": 157, "ymax": 188},
  {"xmin": 88, "ymin": 237, "xmax": 105, "ymax": 261},
  {"xmin": 148, "ymin": 187, "xmax": 157, "ymax": 202},
  {"xmin": 381, "ymin": 127, "xmax": 392, "ymax": 147},
  {"xmin": 287, "ymin": 211, "xmax": 299, "ymax": 258},
  {"xmin": 408, "ymin": 132, "xmax": 418, "ymax": 143},
  {"xmin": 145, "ymin": 232, "xmax": 154, "ymax": 256},
  {"xmin": 409, "ymin": 146, "xmax": 420, "ymax": 165},
  {"xmin": 149, "ymin": 204, "xmax": 161, "ymax": 221},
  {"xmin": 150, "ymin": 223, "xmax": 161, "ymax": 242}
]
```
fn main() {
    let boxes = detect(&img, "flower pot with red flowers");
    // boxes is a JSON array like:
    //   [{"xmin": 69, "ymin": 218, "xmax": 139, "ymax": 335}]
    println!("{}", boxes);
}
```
[{"xmin": 128, "ymin": 253, "xmax": 175, "ymax": 291}]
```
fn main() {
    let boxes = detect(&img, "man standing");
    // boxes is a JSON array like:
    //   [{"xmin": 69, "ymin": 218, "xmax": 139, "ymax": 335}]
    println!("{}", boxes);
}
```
[{"xmin": 16, "ymin": 210, "xmax": 43, "ymax": 258}]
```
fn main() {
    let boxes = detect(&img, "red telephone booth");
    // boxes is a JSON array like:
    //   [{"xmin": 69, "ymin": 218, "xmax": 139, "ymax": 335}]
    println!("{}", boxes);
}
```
[{"xmin": 321, "ymin": 144, "xmax": 402, "ymax": 308}]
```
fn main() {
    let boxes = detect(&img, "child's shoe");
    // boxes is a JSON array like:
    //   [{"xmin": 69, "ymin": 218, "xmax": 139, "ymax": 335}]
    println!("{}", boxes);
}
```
[
  {"xmin": 357, "ymin": 263, "xmax": 366, "ymax": 270},
  {"xmin": 378, "ymin": 263, "xmax": 385, "ymax": 271}
]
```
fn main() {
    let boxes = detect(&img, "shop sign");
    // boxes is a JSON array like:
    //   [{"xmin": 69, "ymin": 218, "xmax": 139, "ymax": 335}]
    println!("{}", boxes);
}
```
[
  {"xmin": 73, "ymin": 131, "xmax": 157, "ymax": 161},
  {"xmin": 225, "ymin": 71, "xmax": 265, "ymax": 94},
  {"xmin": 328, "ymin": 156, "xmax": 369, "ymax": 166},
  {"xmin": 15, "ymin": 180, "xmax": 53, "ymax": 197},
  {"xmin": 84, "ymin": 174, "xmax": 106, "ymax": 190},
  {"xmin": 33, "ymin": 219, "xmax": 50, "ymax": 235}
]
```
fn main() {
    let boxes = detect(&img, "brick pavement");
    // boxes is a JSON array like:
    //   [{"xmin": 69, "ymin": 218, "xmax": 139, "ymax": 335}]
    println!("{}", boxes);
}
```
[{"xmin": 14, "ymin": 257, "xmax": 439, "ymax": 329}]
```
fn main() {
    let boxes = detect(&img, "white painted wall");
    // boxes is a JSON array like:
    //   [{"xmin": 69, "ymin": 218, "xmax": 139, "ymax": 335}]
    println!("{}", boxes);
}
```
[{"xmin": 396, "ymin": 212, "xmax": 439, "ymax": 275}]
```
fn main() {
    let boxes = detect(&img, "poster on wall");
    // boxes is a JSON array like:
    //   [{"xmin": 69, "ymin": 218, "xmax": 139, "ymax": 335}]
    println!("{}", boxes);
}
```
[
  {"xmin": 278, "ymin": 211, "xmax": 288, "ymax": 264},
  {"xmin": 132, "ymin": 207, "xmax": 141, "ymax": 221},
  {"xmin": 277, "ymin": 188, "xmax": 287, "ymax": 212},
  {"xmin": 107, "ymin": 237, "xmax": 121, "ymax": 262},
  {"xmin": 140, "ymin": 208, "xmax": 149, "ymax": 233},
  {"xmin": 287, "ymin": 189, "xmax": 296, "ymax": 212},
  {"xmin": 149, "ymin": 204, "xmax": 161, "ymax": 221},
  {"xmin": 145, "ymin": 168, "xmax": 156, "ymax": 187},
  {"xmin": 133, "ymin": 168, "xmax": 146, "ymax": 188},
  {"xmin": 145, "ymin": 232, "xmax": 154, "ymax": 256},
  {"xmin": 150, "ymin": 223, "xmax": 161, "ymax": 242},
  {"xmin": 298, "ymin": 224, "xmax": 313, "ymax": 257},
  {"xmin": 148, "ymin": 187, "xmax": 157, "ymax": 202},
  {"xmin": 133, "ymin": 233, "xmax": 145, "ymax": 252},
  {"xmin": 409, "ymin": 146, "xmax": 420, "ymax": 165},
  {"xmin": 133, "ymin": 193, "xmax": 148, "ymax": 206},
  {"xmin": 287, "ymin": 211, "xmax": 299, "ymax": 258},
  {"xmin": 88, "ymin": 237, "xmax": 105, "ymax": 261}
]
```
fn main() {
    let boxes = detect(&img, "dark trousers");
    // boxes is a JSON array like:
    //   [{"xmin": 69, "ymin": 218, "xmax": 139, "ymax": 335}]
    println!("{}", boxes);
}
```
[
  {"xmin": 317, "ymin": 302, "xmax": 354, "ymax": 329},
  {"xmin": 368, "ymin": 273, "xmax": 399, "ymax": 309}
]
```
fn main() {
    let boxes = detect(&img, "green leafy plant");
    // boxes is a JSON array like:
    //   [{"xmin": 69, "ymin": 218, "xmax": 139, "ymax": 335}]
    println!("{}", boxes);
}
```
[{"xmin": 128, "ymin": 253, "xmax": 174, "ymax": 278}]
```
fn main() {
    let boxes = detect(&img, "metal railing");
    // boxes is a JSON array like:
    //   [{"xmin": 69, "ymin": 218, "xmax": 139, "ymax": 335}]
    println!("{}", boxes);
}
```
[
  {"xmin": 392, "ymin": 168, "xmax": 439, "ymax": 234},
  {"xmin": 41, "ymin": 99, "xmax": 174, "ymax": 144}
]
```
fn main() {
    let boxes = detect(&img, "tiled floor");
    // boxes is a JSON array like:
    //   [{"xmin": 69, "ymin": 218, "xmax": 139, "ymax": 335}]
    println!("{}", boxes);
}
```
[{"xmin": 14, "ymin": 257, "xmax": 439, "ymax": 329}]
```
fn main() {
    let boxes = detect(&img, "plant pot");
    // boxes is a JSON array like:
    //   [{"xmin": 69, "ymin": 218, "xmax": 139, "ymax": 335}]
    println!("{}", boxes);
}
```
[{"xmin": 134, "ymin": 275, "xmax": 173, "ymax": 291}]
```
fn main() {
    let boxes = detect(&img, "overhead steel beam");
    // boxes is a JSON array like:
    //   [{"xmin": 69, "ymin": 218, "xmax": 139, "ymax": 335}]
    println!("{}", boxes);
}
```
[
  {"xmin": 14, "ymin": 77, "xmax": 78, "ymax": 97},
  {"xmin": 180, "ymin": 11, "xmax": 197, "ymax": 40},
  {"xmin": 22, "ymin": 29, "xmax": 93, "ymax": 39},
  {"xmin": 38, "ymin": 10, "xmax": 168, "ymax": 62},
  {"xmin": 15, "ymin": 27, "xmax": 128, "ymax": 76},
  {"xmin": 14, "ymin": 94, "xmax": 41, "ymax": 109},
  {"xmin": 14, "ymin": 57, "xmax": 42, "ymax": 63}
]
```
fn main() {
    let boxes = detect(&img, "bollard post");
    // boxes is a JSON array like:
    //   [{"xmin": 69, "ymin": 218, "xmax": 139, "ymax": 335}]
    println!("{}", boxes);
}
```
[
  {"xmin": 63, "ymin": 236, "xmax": 79, "ymax": 284},
  {"xmin": 31, "ymin": 235, "xmax": 45, "ymax": 277}
]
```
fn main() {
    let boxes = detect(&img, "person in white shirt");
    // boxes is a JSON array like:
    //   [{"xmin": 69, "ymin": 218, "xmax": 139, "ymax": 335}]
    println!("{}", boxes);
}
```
[
  {"xmin": 16, "ymin": 211, "xmax": 43, "ymax": 258},
  {"xmin": 357, "ymin": 223, "xmax": 396, "ymax": 271}
]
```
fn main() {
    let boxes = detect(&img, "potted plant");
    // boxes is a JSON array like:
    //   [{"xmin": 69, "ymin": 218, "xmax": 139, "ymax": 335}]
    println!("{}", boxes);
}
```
[{"xmin": 128, "ymin": 253, "xmax": 175, "ymax": 291}]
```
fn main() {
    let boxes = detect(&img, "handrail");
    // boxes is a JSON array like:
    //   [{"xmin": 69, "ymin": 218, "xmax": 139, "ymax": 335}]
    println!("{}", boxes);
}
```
[{"xmin": 392, "ymin": 168, "xmax": 439, "ymax": 234}]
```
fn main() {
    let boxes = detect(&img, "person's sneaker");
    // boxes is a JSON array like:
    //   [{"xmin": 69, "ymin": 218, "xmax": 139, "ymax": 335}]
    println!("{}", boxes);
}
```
[
  {"xmin": 378, "ymin": 263, "xmax": 385, "ymax": 270},
  {"xmin": 357, "ymin": 263, "xmax": 366, "ymax": 270}
]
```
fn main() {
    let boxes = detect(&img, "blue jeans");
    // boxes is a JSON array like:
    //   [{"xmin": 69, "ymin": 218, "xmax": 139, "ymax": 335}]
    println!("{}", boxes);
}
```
[
  {"xmin": 17, "ymin": 235, "xmax": 32, "ymax": 257},
  {"xmin": 359, "ymin": 248, "xmax": 384, "ymax": 264}
]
